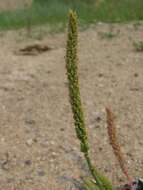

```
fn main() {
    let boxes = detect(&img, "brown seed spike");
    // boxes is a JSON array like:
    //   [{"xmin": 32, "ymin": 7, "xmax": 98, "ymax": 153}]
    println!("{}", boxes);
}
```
[{"xmin": 106, "ymin": 107, "xmax": 132, "ymax": 183}]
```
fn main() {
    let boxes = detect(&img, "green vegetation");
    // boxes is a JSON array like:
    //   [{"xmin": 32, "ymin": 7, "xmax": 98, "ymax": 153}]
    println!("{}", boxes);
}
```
[
  {"xmin": 0, "ymin": 0, "xmax": 143, "ymax": 30},
  {"xmin": 98, "ymin": 31, "xmax": 119, "ymax": 39},
  {"xmin": 133, "ymin": 41, "xmax": 143, "ymax": 52}
]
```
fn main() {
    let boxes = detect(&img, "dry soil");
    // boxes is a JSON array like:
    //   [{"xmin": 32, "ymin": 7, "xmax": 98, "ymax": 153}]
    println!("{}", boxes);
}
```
[
  {"xmin": 0, "ymin": 23, "xmax": 142, "ymax": 190},
  {"xmin": 0, "ymin": 0, "xmax": 32, "ymax": 11}
]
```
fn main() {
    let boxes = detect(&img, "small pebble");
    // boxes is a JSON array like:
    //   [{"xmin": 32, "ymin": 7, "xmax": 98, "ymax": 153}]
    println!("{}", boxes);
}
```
[
  {"xmin": 134, "ymin": 73, "xmax": 138, "ymax": 77},
  {"xmin": 26, "ymin": 139, "xmax": 33, "ymax": 146},
  {"xmin": 98, "ymin": 73, "xmax": 104, "ymax": 77},
  {"xmin": 25, "ymin": 119, "xmax": 36, "ymax": 125},
  {"xmin": 24, "ymin": 160, "xmax": 32, "ymax": 166},
  {"xmin": 51, "ymin": 152, "xmax": 57, "ymax": 157},
  {"xmin": 50, "ymin": 141, "xmax": 55, "ymax": 145},
  {"xmin": 37, "ymin": 169, "xmax": 46, "ymax": 177},
  {"xmin": 1, "ymin": 138, "xmax": 5, "ymax": 142}
]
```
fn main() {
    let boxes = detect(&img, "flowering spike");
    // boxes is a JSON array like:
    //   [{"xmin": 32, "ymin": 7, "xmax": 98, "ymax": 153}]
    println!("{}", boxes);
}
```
[
  {"xmin": 66, "ymin": 10, "xmax": 89, "ymax": 154},
  {"xmin": 66, "ymin": 10, "xmax": 113, "ymax": 190}
]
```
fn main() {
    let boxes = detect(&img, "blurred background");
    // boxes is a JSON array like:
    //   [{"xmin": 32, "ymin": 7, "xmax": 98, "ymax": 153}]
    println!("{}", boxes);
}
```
[{"xmin": 0, "ymin": 0, "xmax": 143, "ymax": 30}]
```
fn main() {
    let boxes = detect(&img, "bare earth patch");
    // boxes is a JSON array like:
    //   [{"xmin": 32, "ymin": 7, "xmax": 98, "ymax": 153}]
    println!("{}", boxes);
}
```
[
  {"xmin": 0, "ymin": 23, "xmax": 142, "ymax": 190},
  {"xmin": 0, "ymin": 0, "xmax": 32, "ymax": 11}
]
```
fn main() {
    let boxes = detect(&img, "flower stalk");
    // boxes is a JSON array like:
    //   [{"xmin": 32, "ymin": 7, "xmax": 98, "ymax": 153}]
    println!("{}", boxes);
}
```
[
  {"xmin": 106, "ymin": 107, "xmax": 132, "ymax": 184},
  {"xmin": 66, "ymin": 10, "xmax": 113, "ymax": 190}
]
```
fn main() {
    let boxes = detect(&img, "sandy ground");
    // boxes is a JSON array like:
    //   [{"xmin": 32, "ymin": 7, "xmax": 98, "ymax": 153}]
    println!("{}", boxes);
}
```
[
  {"xmin": 0, "ymin": 0, "xmax": 32, "ymax": 11},
  {"xmin": 0, "ymin": 23, "xmax": 142, "ymax": 190}
]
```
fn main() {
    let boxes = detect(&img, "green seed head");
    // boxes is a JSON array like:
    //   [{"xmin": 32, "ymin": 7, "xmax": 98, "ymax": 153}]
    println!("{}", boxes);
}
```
[{"xmin": 66, "ymin": 10, "xmax": 89, "ymax": 153}]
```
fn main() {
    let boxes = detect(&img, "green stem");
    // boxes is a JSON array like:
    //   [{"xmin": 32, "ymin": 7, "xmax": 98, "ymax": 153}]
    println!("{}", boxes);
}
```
[{"xmin": 84, "ymin": 153, "xmax": 105, "ymax": 190}]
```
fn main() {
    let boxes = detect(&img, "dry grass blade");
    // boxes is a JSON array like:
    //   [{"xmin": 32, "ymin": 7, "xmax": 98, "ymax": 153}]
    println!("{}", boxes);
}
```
[{"xmin": 106, "ymin": 107, "xmax": 132, "ymax": 183}]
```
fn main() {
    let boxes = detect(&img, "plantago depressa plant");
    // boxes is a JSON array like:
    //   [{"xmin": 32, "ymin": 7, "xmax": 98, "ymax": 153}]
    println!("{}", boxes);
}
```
[
  {"xmin": 66, "ymin": 10, "xmax": 113, "ymax": 190},
  {"xmin": 65, "ymin": 9, "xmax": 142, "ymax": 190}
]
